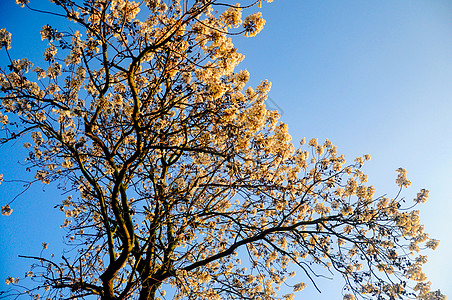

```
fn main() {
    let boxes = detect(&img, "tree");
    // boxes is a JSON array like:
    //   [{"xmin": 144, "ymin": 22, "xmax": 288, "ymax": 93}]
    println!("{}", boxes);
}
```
[{"xmin": 0, "ymin": 0, "xmax": 444, "ymax": 299}]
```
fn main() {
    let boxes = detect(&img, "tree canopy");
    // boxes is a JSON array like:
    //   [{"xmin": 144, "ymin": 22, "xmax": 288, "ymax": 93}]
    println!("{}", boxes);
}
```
[{"xmin": 0, "ymin": 1, "xmax": 444, "ymax": 300}]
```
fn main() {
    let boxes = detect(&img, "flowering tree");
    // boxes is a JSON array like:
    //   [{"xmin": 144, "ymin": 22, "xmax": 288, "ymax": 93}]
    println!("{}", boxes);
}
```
[{"xmin": 0, "ymin": 1, "xmax": 444, "ymax": 300}]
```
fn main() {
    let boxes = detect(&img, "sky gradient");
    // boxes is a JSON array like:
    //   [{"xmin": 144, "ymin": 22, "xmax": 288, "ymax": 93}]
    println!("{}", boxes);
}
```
[{"xmin": 1, "ymin": 0, "xmax": 451, "ymax": 298}]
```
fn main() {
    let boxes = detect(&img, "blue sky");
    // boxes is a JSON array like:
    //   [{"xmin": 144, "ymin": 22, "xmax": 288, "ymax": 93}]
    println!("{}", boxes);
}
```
[{"xmin": 1, "ymin": 0, "xmax": 451, "ymax": 298}]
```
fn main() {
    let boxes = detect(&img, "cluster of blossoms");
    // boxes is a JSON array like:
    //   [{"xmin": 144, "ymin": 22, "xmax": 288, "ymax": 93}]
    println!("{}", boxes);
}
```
[
  {"xmin": 0, "ymin": 28, "xmax": 12, "ymax": 50},
  {"xmin": 39, "ymin": 24, "xmax": 62, "ymax": 42},
  {"xmin": 396, "ymin": 167, "xmax": 411, "ymax": 187},
  {"xmin": 15, "ymin": 0, "xmax": 29, "ymax": 8},
  {"xmin": 243, "ymin": 12, "xmax": 266, "ymax": 37},
  {"xmin": 415, "ymin": 188, "xmax": 430, "ymax": 204},
  {"xmin": 4, "ymin": 276, "xmax": 19, "ymax": 285},
  {"xmin": 1, "ymin": 204, "xmax": 12, "ymax": 216},
  {"xmin": 221, "ymin": 4, "xmax": 243, "ymax": 28}
]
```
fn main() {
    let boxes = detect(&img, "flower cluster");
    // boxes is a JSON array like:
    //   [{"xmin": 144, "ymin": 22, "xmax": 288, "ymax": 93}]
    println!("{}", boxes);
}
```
[
  {"xmin": 396, "ymin": 167, "xmax": 411, "ymax": 187},
  {"xmin": 221, "ymin": 5, "xmax": 242, "ymax": 28},
  {"xmin": 40, "ymin": 25, "xmax": 60, "ymax": 41},
  {"xmin": 0, "ymin": 28, "xmax": 11, "ymax": 50},
  {"xmin": 243, "ymin": 12, "xmax": 266, "ymax": 37},
  {"xmin": 1, "ymin": 204, "xmax": 12, "ymax": 216},
  {"xmin": 5, "ymin": 276, "xmax": 19, "ymax": 285},
  {"xmin": 415, "ymin": 188, "xmax": 430, "ymax": 203},
  {"xmin": 15, "ymin": 0, "xmax": 29, "ymax": 7}
]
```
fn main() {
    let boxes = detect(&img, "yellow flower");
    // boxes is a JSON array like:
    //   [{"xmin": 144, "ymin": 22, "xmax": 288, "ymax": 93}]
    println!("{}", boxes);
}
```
[
  {"xmin": 1, "ymin": 204, "xmax": 12, "ymax": 216},
  {"xmin": 243, "ymin": 12, "xmax": 266, "ymax": 37},
  {"xmin": 0, "ymin": 29, "xmax": 12, "ymax": 50}
]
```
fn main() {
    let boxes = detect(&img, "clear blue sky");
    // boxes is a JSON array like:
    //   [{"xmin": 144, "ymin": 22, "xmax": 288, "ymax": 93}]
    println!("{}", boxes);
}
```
[{"xmin": 1, "ymin": 0, "xmax": 451, "ymax": 298}]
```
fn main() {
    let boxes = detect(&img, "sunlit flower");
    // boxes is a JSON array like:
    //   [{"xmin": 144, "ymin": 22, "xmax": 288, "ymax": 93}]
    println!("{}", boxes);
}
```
[
  {"xmin": 15, "ymin": 0, "xmax": 29, "ymax": 7},
  {"xmin": 414, "ymin": 189, "xmax": 429, "ymax": 204},
  {"xmin": 5, "ymin": 276, "xmax": 19, "ymax": 285},
  {"xmin": 243, "ymin": 12, "xmax": 266, "ymax": 37},
  {"xmin": 0, "ymin": 29, "xmax": 12, "ymax": 50},
  {"xmin": 1, "ymin": 204, "xmax": 12, "ymax": 216}
]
